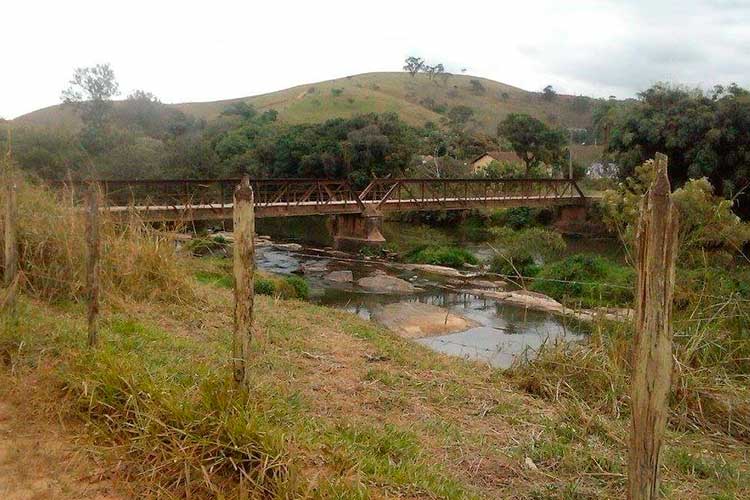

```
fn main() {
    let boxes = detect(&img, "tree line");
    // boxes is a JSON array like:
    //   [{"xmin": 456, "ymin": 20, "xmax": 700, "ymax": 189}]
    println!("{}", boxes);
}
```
[{"xmin": 5, "ymin": 64, "xmax": 750, "ymax": 218}]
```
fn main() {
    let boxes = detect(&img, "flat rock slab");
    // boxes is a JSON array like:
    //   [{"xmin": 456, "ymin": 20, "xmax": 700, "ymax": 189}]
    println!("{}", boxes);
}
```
[
  {"xmin": 325, "ymin": 270, "xmax": 354, "ymax": 282},
  {"xmin": 300, "ymin": 260, "xmax": 329, "ymax": 274},
  {"xmin": 466, "ymin": 289, "xmax": 565, "ymax": 314},
  {"xmin": 357, "ymin": 274, "xmax": 419, "ymax": 294},
  {"xmin": 371, "ymin": 302, "xmax": 478, "ymax": 339},
  {"xmin": 395, "ymin": 263, "xmax": 477, "ymax": 278}
]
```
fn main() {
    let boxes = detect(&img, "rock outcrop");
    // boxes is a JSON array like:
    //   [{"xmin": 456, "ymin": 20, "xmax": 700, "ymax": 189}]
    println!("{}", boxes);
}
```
[
  {"xmin": 371, "ymin": 302, "xmax": 477, "ymax": 339},
  {"xmin": 325, "ymin": 270, "xmax": 354, "ymax": 283},
  {"xmin": 357, "ymin": 274, "xmax": 419, "ymax": 294}
]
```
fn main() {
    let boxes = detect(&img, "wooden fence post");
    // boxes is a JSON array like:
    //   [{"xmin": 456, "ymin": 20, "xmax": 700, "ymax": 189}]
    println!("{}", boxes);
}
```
[
  {"xmin": 233, "ymin": 175, "xmax": 256, "ymax": 386},
  {"xmin": 2, "ymin": 170, "xmax": 18, "ymax": 314},
  {"xmin": 628, "ymin": 152, "xmax": 679, "ymax": 499},
  {"xmin": 86, "ymin": 183, "xmax": 101, "ymax": 347}
]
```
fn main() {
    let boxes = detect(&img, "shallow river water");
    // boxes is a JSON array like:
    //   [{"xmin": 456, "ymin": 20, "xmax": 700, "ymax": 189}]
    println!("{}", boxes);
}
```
[{"xmin": 256, "ymin": 244, "xmax": 585, "ymax": 368}]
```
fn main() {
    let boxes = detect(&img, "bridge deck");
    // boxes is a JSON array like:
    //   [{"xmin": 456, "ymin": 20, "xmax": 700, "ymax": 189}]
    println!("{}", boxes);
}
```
[{"xmin": 107, "ymin": 195, "xmax": 588, "ymax": 221}]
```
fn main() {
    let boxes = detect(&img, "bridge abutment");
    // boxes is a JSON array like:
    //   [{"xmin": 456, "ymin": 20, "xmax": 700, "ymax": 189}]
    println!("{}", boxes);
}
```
[
  {"xmin": 330, "ymin": 207, "xmax": 385, "ymax": 251},
  {"xmin": 553, "ymin": 204, "xmax": 605, "ymax": 236}
]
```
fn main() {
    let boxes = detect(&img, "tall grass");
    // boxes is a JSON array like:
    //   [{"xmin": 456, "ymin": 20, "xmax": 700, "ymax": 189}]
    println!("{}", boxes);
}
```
[
  {"xmin": 509, "ymin": 289, "xmax": 750, "ymax": 443},
  {"xmin": 0, "ymin": 169, "xmax": 194, "ymax": 304}
]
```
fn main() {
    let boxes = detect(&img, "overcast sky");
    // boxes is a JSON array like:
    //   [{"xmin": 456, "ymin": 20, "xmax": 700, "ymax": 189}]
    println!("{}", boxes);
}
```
[{"xmin": 3, "ymin": 0, "xmax": 749, "ymax": 119}]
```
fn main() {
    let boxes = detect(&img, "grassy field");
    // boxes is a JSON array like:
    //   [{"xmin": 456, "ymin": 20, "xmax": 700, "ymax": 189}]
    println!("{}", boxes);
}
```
[
  {"xmin": 2, "ymin": 281, "xmax": 748, "ymax": 498},
  {"xmin": 14, "ymin": 72, "xmax": 599, "ymax": 134}
]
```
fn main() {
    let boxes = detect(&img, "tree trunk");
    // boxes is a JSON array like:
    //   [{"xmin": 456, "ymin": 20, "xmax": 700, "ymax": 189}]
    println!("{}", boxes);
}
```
[{"xmin": 628, "ymin": 152, "xmax": 679, "ymax": 499}]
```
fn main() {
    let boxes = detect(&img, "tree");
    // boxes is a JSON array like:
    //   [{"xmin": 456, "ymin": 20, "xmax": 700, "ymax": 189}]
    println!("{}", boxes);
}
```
[
  {"xmin": 601, "ymin": 158, "xmax": 750, "ymax": 264},
  {"xmin": 446, "ymin": 105, "xmax": 474, "ymax": 128},
  {"xmin": 606, "ymin": 82, "xmax": 750, "ymax": 217},
  {"xmin": 61, "ymin": 64, "xmax": 120, "ymax": 132},
  {"xmin": 423, "ymin": 63, "xmax": 444, "ymax": 81},
  {"xmin": 127, "ymin": 90, "xmax": 159, "ymax": 103},
  {"xmin": 469, "ymin": 79, "xmax": 485, "ymax": 94},
  {"xmin": 497, "ymin": 113, "xmax": 566, "ymax": 175},
  {"xmin": 222, "ymin": 101, "xmax": 257, "ymax": 120},
  {"xmin": 592, "ymin": 99, "xmax": 620, "ymax": 145},
  {"xmin": 542, "ymin": 85, "xmax": 556, "ymax": 101},
  {"xmin": 403, "ymin": 56, "xmax": 425, "ymax": 77}
]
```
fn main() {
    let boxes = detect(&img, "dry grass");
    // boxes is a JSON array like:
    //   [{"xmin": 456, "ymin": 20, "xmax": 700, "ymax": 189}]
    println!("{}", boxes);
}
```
[
  {"xmin": 0, "ymin": 167, "xmax": 195, "ymax": 305},
  {"xmin": 508, "ymin": 291, "xmax": 750, "ymax": 445},
  {"xmin": 1, "ymin": 166, "xmax": 749, "ymax": 498}
]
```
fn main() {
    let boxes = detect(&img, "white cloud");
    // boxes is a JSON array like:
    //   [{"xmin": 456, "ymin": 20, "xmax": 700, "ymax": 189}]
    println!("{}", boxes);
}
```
[{"xmin": 2, "ymin": 0, "xmax": 749, "ymax": 118}]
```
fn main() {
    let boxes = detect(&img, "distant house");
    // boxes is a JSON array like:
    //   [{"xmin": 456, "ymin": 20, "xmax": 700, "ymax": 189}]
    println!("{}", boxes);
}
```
[
  {"xmin": 586, "ymin": 161, "xmax": 619, "ymax": 179},
  {"xmin": 469, "ymin": 151, "xmax": 524, "ymax": 173}
]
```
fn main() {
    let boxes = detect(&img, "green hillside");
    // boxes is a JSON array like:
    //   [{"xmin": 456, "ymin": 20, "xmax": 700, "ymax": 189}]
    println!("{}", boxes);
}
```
[{"xmin": 15, "ymin": 72, "xmax": 598, "ymax": 133}]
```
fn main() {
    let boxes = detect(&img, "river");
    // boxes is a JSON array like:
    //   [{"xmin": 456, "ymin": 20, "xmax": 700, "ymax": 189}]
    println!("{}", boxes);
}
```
[{"xmin": 255, "ymin": 236, "xmax": 590, "ymax": 369}]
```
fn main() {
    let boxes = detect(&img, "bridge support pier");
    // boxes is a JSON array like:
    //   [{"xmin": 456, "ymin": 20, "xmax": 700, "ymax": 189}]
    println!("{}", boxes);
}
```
[
  {"xmin": 553, "ymin": 205, "xmax": 595, "ymax": 235},
  {"xmin": 330, "ymin": 207, "xmax": 385, "ymax": 251}
]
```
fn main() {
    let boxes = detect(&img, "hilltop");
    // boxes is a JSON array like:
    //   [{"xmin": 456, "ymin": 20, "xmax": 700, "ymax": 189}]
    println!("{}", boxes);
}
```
[{"xmin": 15, "ymin": 72, "xmax": 599, "ymax": 134}]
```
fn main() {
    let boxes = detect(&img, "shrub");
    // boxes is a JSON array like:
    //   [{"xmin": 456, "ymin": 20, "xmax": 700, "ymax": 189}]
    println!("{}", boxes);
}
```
[
  {"xmin": 186, "ymin": 235, "xmax": 229, "ymax": 256},
  {"xmin": 491, "ymin": 207, "xmax": 533, "ymax": 229},
  {"xmin": 254, "ymin": 278, "xmax": 276, "ymax": 296},
  {"xmin": 488, "ymin": 227, "xmax": 565, "ymax": 278},
  {"xmin": 254, "ymin": 275, "xmax": 309, "ymax": 300},
  {"xmin": 331, "ymin": 88, "xmax": 343, "ymax": 97},
  {"xmin": 530, "ymin": 254, "xmax": 635, "ymax": 307},
  {"xmin": 284, "ymin": 276, "xmax": 310, "ymax": 300},
  {"xmin": 406, "ymin": 246, "xmax": 478, "ymax": 268}
]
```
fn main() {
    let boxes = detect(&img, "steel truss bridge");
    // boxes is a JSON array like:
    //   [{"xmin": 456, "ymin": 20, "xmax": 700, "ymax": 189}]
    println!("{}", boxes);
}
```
[{"xmin": 60, "ymin": 177, "xmax": 589, "ymax": 222}]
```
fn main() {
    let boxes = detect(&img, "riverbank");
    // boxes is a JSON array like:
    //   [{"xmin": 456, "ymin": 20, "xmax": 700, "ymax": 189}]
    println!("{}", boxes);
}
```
[{"xmin": 2, "ymin": 283, "xmax": 748, "ymax": 498}]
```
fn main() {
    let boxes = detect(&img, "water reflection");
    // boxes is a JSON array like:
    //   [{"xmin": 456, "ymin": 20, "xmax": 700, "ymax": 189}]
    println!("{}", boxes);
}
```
[{"xmin": 256, "ymin": 245, "xmax": 583, "ymax": 368}]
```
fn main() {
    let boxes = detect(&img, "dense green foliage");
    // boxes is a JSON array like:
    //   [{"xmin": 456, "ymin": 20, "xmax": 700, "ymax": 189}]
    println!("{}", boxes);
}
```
[
  {"xmin": 217, "ymin": 111, "xmax": 420, "ymax": 187},
  {"xmin": 405, "ymin": 245, "xmax": 478, "ymax": 268},
  {"xmin": 530, "ymin": 254, "xmax": 635, "ymax": 307},
  {"xmin": 602, "ymin": 159, "xmax": 750, "ymax": 265},
  {"xmin": 606, "ymin": 82, "xmax": 750, "ymax": 217},
  {"xmin": 497, "ymin": 113, "xmax": 567, "ymax": 175}
]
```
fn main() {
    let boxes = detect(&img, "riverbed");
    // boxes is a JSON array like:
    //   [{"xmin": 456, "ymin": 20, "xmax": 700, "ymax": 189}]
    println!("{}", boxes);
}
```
[{"xmin": 256, "ymin": 242, "xmax": 585, "ymax": 368}]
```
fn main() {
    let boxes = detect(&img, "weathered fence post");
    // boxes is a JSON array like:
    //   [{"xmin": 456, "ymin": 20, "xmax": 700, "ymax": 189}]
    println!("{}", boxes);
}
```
[
  {"xmin": 628, "ymin": 152, "xmax": 679, "ymax": 499},
  {"xmin": 86, "ymin": 183, "xmax": 101, "ymax": 347},
  {"xmin": 233, "ymin": 175, "xmax": 256, "ymax": 386},
  {"xmin": 2, "ymin": 170, "xmax": 18, "ymax": 314}
]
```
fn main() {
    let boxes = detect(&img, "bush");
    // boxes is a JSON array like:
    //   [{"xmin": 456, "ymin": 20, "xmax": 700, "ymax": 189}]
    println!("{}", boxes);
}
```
[
  {"xmin": 254, "ymin": 275, "xmax": 309, "ymax": 300},
  {"xmin": 488, "ymin": 227, "xmax": 565, "ymax": 278},
  {"xmin": 406, "ymin": 246, "xmax": 478, "ymax": 268},
  {"xmin": 254, "ymin": 278, "xmax": 276, "ymax": 296},
  {"xmin": 530, "ymin": 254, "xmax": 635, "ymax": 307},
  {"xmin": 490, "ymin": 207, "xmax": 533, "ymax": 229},
  {"xmin": 284, "ymin": 276, "xmax": 310, "ymax": 300}
]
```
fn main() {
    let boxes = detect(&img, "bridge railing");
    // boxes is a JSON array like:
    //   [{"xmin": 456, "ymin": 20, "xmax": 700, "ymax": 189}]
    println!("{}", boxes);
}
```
[
  {"xmin": 359, "ymin": 178, "xmax": 586, "ymax": 209},
  {"xmin": 52, "ymin": 178, "xmax": 365, "ymax": 212}
]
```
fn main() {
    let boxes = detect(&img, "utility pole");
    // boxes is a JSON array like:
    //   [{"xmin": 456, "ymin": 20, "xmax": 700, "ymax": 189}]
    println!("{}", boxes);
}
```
[{"xmin": 569, "ymin": 129, "xmax": 574, "ymax": 179}]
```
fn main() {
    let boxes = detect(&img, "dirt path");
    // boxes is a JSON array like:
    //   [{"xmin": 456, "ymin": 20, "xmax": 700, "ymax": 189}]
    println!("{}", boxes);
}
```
[{"xmin": 0, "ymin": 378, "xmax": 125, "ymax": 500}]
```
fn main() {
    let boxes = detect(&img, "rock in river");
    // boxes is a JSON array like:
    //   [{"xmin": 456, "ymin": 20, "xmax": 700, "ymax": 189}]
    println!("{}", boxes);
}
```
[
  {"xmin": 325, "ymin": 270, "xmax": 354, "ymax": 283},
  {"xmin": 371, "ymin": 302, "xmax": 477, "ymax": 339},
  {"xmin": 357, "ymin": 274, "xmax": 419, "ymax": 294}
]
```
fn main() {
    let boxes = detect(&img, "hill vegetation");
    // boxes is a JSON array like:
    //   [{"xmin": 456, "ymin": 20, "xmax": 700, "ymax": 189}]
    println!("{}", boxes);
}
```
[
  {"xmin": 15, "ymin": 72, "xmax": 598, "ymax": 134},
  {"xmin": 4, "ymin": 65, "xmax": 609, "ymax": 185}
]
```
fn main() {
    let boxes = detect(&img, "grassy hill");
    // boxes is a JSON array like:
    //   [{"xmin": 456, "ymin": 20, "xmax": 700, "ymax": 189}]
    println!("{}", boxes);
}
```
[{"xmin": 15, "ymin": 72, "xmax": 599, "ymax": 134}]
